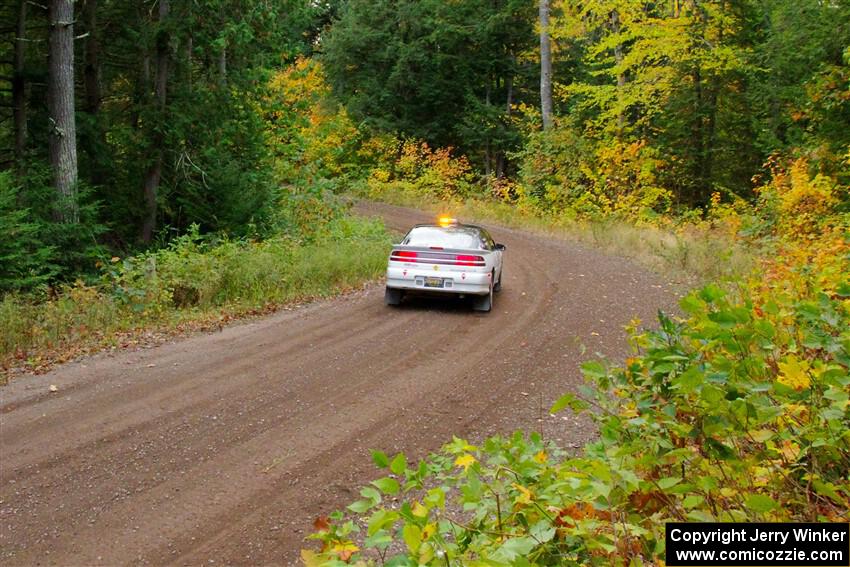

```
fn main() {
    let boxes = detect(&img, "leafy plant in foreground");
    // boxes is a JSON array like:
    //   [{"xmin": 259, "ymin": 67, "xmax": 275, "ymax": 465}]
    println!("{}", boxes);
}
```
[{"xmin": 304, "ymin": 229, "xmax": 849, "ymax": 566}]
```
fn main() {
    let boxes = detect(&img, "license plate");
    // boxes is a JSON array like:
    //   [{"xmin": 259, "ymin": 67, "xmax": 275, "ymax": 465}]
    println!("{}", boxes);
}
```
[{"xmin": 424, "ymin": 277, "xmax": 444, "ymax": 288}]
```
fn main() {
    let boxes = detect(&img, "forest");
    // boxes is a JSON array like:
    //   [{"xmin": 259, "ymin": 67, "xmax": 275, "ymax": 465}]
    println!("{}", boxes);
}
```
[
  {"xmin": 1, "ymin": 0, "xmax": 849, "ymax": 565},
  {"xmin": 315, "ymin": 0, "xmax": 850, "ymax": 216},
  {"xmin": 1, "ymin": 0, "xmax": 847, "ymax": 289}
]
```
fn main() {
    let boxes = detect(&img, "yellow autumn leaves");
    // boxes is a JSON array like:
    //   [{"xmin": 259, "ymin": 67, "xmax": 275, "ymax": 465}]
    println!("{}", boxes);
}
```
[
  {"xmin": 777, "ymin": 355, "xmax": 811, "ymax": 391},
  {"xmin": 454, "ymin": 453, "xmax": 476, "ymax": 471},
  {"xmin": 776, "ymin": 356, "xmax": 850, "ymax": 412}
]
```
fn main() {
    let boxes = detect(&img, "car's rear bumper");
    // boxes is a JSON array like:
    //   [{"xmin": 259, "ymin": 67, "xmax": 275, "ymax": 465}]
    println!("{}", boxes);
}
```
[{"xmin": 386, "ymin": 266, "xmax": 491, "ymax": 295}]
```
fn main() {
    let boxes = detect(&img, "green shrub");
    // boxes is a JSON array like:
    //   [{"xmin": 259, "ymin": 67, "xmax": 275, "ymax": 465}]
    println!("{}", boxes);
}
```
[
  {"xmin": 305, "ymin": 232, "xmax": 850, "ymax": 566},
  {"xmin": 0, "ymin": 172, "xmax": 56, "ymax": 291},
  {"xmin": 0, "ymin": 170, "xmax": 105, "ymax": 293}
]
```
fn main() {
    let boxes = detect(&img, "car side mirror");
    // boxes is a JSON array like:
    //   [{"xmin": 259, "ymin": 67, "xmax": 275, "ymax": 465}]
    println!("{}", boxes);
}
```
[{"xmin": 495, "ymin": 243, "xmax": 506, "ymax": 251}]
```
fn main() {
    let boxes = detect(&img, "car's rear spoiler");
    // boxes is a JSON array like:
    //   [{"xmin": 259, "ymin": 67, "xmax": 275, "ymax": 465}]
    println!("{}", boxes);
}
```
[
  {"xmin": 388, "ymin": 245, "xmax": 492, "ymax": 267},
  {"xmin": 389, "ymin": 245, "xmax": 494, "ymax": 255}
]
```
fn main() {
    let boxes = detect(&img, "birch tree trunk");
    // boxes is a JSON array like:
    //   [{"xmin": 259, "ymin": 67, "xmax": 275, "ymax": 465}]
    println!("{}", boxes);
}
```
[
  {"xmin": 539, "ymin": 0, "xmax": 553, "ymax": 130},
  {"xmin": 47, "ymin": 0, "xmax": 78, "ymax": 222},
  {"xmin": 142, "ymin": 0, "xmax": 170, "ymax": 243}
]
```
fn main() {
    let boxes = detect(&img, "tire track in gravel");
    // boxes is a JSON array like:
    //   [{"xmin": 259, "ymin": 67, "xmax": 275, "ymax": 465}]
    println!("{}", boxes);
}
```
[{"xmin": 0, "ymin": 201, "xmax": 680, "ymax": 566}]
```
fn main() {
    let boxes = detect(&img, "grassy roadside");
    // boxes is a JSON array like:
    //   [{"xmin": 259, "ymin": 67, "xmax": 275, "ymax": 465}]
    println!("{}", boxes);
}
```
[
  {"xmin": 1, "ymin": 215, "xmax": 393, "ymax": 381},
  {"xmin": 351, "ymin": 189, "xmax": 756, "ymax": 286}
]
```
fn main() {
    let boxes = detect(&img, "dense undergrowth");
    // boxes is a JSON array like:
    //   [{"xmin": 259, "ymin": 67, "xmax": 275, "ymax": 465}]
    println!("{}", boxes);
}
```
[
  {"xmin": 1, "ymin": 56, "xmax": 397, "ymax": 379},
  {"xmin": 1, "ymin": 214, "xmax": 391, "ymax": 378}
]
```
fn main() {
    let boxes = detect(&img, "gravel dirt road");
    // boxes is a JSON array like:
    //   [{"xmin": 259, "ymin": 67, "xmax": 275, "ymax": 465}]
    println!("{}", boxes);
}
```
[{"xmin": 0, "ymin": 202, "xmax": 678, "ymax": 566}]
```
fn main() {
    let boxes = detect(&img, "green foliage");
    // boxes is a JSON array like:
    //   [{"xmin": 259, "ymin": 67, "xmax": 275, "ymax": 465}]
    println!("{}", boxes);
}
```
[
  {"xmin": 319, "ymin": 0, "xmax": 850, "ymax": 216},
  {"xmin": 264, "ymin": 58, "xmax": 372, "ymax": 184},
  {"xmin": 105, "ymin": 215, "xmax": 390, "ymax": 313},
  {"xmin": 361, "ymin": 140, "xmax": 480, "ymax": 203},
  {"xmin": 0, "ymin": 172, "xmax": 55, "ymax": 291},
  {"xmin": 748, "ymin": 1, "xmax": 850, "ymax": 154},
  {"xmin": 515, "ymin": 121, "xmax": 590, "ymax": 211},
  {"xmin": 90, "ymin": 8, "xmax": 288, "ymax": 244},
  {"xmin": 306, "ymin": 230, "xmax": 850, "ymax": 565},
  {"xmin": 2, "ymin": 0, "xmax": 336, "ymax": 293},
  {"xmin": 0, "ymin": 169, "xmax": 105, "ymax": 292},
  {"xmin": 515, "ymin": 124, "xmax": 673, "ymax": 221},
  {"xmin": 525, "ymin": 0, "xmax": 850, "ymax": 209},
  {"xmin": 1, "ymin": 214, "xmax": 392, "ymax": 373},
  {"xmin": 162, "ymin": 87, "xmax": 279, "ymax": 238},
  {"xmin": 322, "ymin": 0, "xmax": 535, "ymax": 165},
  {"xmin": 549, "ymin": 0, "xmax": 762, "ymax": 205}
]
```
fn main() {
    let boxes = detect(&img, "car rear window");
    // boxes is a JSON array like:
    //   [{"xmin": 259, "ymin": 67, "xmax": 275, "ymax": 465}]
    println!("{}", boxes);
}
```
[{"xmin": 402, "ymin": 226, "xmax": 485, "ymax": 249}]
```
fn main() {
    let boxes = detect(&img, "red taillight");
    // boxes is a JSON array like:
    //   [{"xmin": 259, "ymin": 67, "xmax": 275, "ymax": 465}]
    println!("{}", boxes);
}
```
[
  {"xmin": 456, "ymin": 254, "xmax": 484, "ymax": 266},
  {"xmin": 391, "ymin": 250, "xmax": 418, "ymax": 262}
]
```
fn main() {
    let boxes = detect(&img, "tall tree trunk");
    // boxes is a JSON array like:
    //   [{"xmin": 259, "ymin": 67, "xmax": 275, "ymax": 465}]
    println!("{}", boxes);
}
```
[
  {"xmin": 701, "ymin": 0, "xmax": 722, "ymax": 200},
  {"xmin": 184, "ymin": 35, "xmax": 193, "ymax": 89},
  {"xmin": 690, "ymin": 0, "xmax": 712, "ymax": 204},
  {"xmin": 505, "ymin": 53, "xmax": 515, "ymax": 119},
  {"xmin": 692, "ymin": 65, "xmax": 705, "ymax": 203},
  {"xmin": 82, "ymin": 0, "xmax": 107, "ymax": 187},
  {"xmin": 83, "ymin": 0, "xmax": 101, "ymax": 114},
  {"xmin": 139, "ymin": 0, "xmax": 151, "ymax": 100},
  {"xmin": 134, "ymin": 4, "xmax": 151, "ymax": 131},
  {"xmin": 12, "ymin": 0, "xmax": 27, "ymax": 175},
  {"xmin": 484, "ymin": 78, "xmax": 491, "ymax": 177},
  {"xmin": 703, "ymin": 84, "xmax": 718, "ymax": 195},
  {"xmin": 496, "ymin": 54, "xmax": 515, "ymax": 179},
  {"xmin": 142, "ymin": 0, "xmax": 170, "ymax": 243},
  {"xmin": 218, "ymin": 42, "xmax": 227, "ymax": 87},
  {"xmin": 47, "ymin": 0, "xmax": 78, "ymax": 223},
  {"xmin": 183, "ymin": 1, "xmax": 193, "ymax": 89},
  {"xmin": 539, "ymin": 0, "xmax": 553, "ymax": 130},
  {"xmin": 610, "ymin": 9, "xmax": 626, "ymax": 135},
  {"xmin": 130, "ymin": 51, "xmax": 150, "ymax": 129}
]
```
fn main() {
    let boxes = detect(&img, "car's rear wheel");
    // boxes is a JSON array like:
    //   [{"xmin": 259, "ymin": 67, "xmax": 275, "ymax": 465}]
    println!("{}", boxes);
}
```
[
  {"xmin": 385, "ymin": 287, "xmax": 403, "ymax": 306},
  {"xmin": 473, "ymin": 281, "xmax": 493, "ymax": 312}
]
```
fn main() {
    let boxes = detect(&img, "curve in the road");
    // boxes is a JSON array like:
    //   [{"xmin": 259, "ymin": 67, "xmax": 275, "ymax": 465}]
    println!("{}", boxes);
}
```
[{"xmin": 0, "ymin": 201, "xmax": 678, "ymax": 566}]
